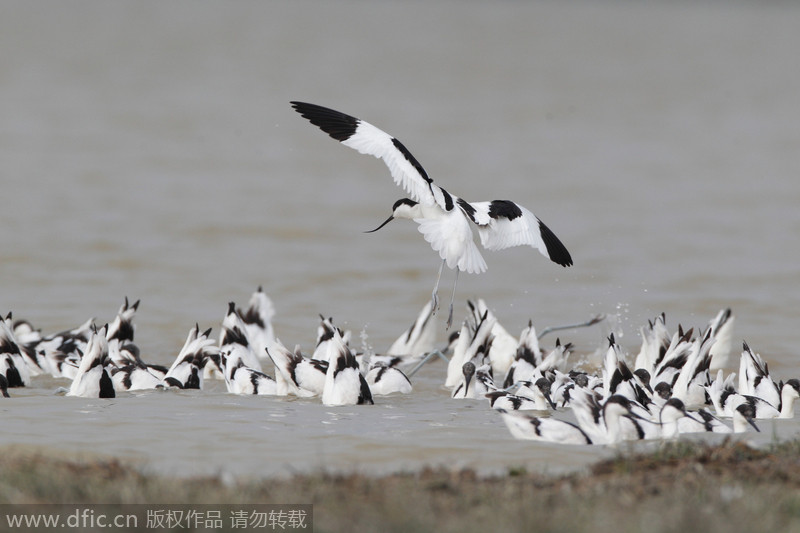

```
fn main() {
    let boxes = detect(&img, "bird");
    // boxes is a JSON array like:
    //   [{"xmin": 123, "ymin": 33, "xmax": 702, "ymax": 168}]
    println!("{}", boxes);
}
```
[
  {"xmin": 707, "ymin": 308, "xmax": 735, "ymax": 372},
  {"xmin": 163, "ymin": 324, "xmax": 217, "ymax": 389},
  {"xmin": 739, "ymin": 341, "xmax": 780, "ymax": 409},
  {"xmin": 291, "ymin": 101, "xmax": 573, "ymax": 329},
  {"xmin": 550, "ymin": 370, "xmax": 577, "ymax": 408},
  {"xmin": 321, "ymin": 331, "xmax": 373, "ymax": 406},
  {"xmin": 600, "ymin": 395, "xmax": 662, "ymax": 443},
  {"xmin": 569, "ymin": 389, "xmax": 655, "ymax": 444},
  {"xmin": 705, "ymin": 370, "xmax": 742, "ymax": 417},
  {"xmin": 105, "ymin": 297, "xmax": 139, "ymax": 365},
  {"xmin": 202, "ymin": 351, "xmax": 225, "ymax": 381},
  {"xmin": 106, "ymin": 297, "xmax": 138, "ymax": 336},
  {"xmin": 110, "ymin": 361, "xmax": 165, "ymax": 391},
  {"xmin": 219, "ymin": 302, "xmax": 263, "ymax": 373},
  {"xmin": 7, "ymin": 316, "xmax": 47, "ymax": 377},
  {"xmin": 602, "ymin": 334, "xmax": 652, "ymax": 409},
  {"xmin": 451, "ymin": 361, "xmax": 494, "ymax": 399},
  {"xmin": 384, "ymin": 300, "xmax": 437, "ymax": 366},
  {"xmin": 0, "ymin": 317, "xmax": 31, "ymax": 387},
  {"xmin": 651, "ymin": 327, "xmax": 695, "ymax": 390},
  {"xmin": 30, "ymin": 316, "xmax": 94, "ymax": 379},
  {"xmin": 705, "ymin": 369, "xmax": 781, "ymax": 419},
  {"xmin": 220, "ymin": 352, "xmax": 278, "ymax": 396},
  {"xmin": 651, "ymin": 381, "xmax": 674, "ymax": 409},
  {"xmin": 659, "ymin": 397, "xmax": 755, "ymax": 437},
  {"xmin": 502, "ymin": 320, "xmax": 542, "ymax": 387},
  {"xmin": 659, "ymin": 398, "xmax": 728, "ymax": 437},
  {"xmin": 466, "ymin": 299, "xmax": 518, "ymax": 377},
  {"xmin": 445, "ymin": 307, "xmax": 494, "ymax": 387},
  {"xmin": 0, "ymin": 345, "xmax": 27, "ymax": 389},
  {"xmin": 312, "ymin": 315, "xmax": 350, "ymax": 363},
  {"xmin": 267, "ymin": 339, "xmax": 328, "ymax": 397},
  {"xmin": 67, "ymin": 326, "xmax": 115, "ymax": 399},
  {"xmin": 236, "ymin": 286, "xmax": 277, "ymax": 363},
  {"xmin": 731, "ymin": 403, "xmax": 762, "ymax": 432},
  {"xmin": 498, "ymin": 409, "xmax": 593, "ymax": 445},
  {"xmin": 634, "ymin": 312, "xmax": 670, "ymax": 376},
  {"xmin": 365, "ymin": 361, "xmax": 413, "ymax": 395},
  {"xmin": 776, "ymin": 379, "xmax": 800, "ymax": 419},
  {"xmin": 670, "ymin": 329, "xmax": 713, "ymax": 407},
  {"xmin": 512, "ymin": 377, "xmax": 558, "ymax": 411},
  {"xmin": 487, "ymin": 391, "xmax": 543, "ymax": 411},
  {"xmin": 733, "ymin": 380, "xmax": 800, "ymax": 420}
]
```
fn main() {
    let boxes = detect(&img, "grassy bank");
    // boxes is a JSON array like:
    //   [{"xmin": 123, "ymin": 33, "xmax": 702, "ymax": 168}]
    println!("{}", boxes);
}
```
[{"xmin": 2, "ymin": 439, "xmax": 800, "ymax": 533}]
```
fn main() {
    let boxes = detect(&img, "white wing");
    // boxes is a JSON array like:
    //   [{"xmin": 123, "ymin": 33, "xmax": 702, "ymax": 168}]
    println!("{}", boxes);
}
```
[
  {"xmin": 415, "ymin": 209, "xmax": 487, "ymax": 274},
  {"xmin": 469, "ymin": 200, "xmax": 572, "ymax": 267},
  {"xmin": 292, "ymin": 101, "xmax": 438, "ymax": 206}
]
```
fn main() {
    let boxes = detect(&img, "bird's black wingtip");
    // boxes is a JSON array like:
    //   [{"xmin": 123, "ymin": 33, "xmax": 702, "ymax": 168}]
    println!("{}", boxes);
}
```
[
  {"xmin": 291, "ymin": 101, "xmax": 359, "ymax": 142},
  {"xmin": 538, "ymin": 220, "xmax": 573, "ymax": 267}
]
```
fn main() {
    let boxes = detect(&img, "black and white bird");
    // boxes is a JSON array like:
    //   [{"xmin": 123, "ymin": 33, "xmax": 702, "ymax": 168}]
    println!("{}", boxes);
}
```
[
  {"xmin": 708, "ymin": 308, "xmax": 735, "ymax": 372},
  {"xmin": 568, "ymin": 389, "xmax": 657, "ymax": 444},
  {"xmin": 220, "ymin": 352, "xmax": 278, "ymax": 396},
  {"xmin": 445, "ymin": 307, "xmax": 495, "ymax": 388},
  {"xmin": 236, "ymin": 286, "xmax": 277, "ymax": 363},
  {"xmin": 365, "ymin": 361, "xmax": 413, "ymax": 395},
  {"xmin": 659, "ymin": 397, "xmax": 752, "ymax": 437},
  {"xmin": 488, "ymin": 391, "xmax": 545, "ymax": 412},
  {"xmin": 384, "ymin": 300, "xmax": 437, "ymax": 366},
  {"xmin": 106, "ymin": 297, "xmax": 140, "ymax": 367},
  {"xmin": 110, "ymin": 360, "xmax": 166, "ymax": 392},
  {"xmin": 321, "ymin": 331, "xmax": 373, "ymax": 406},
  {"xmin": 705, "ymin": 369, "xmax": 785, "ymax": 420},
  {"xmin": 163, "ymin": 324, "xmax": 217, "ymax": 389},
  {"xmin": 498, "ymin": 409, "xmax": 593, "ymax": 445},
  {"xmin": 67, "ymin": 326, "xmax": 115, "ymax": 399},
  {"xmin": 219, "ymin": 302, "xmax": 263, "ymax": 372},
  {"xmin": 29, "ymin": 316, "xmax": 94, "ymax": 379},
  {"xmin": 291, "ymin": 102, "xmax": 573, "ymax": 328},
  {"xmin": 267, "ymin": 339, "xmax": 328, "ymax": 397},
  {"xmin": 502, "ymin": 329, "xmax": 541, "ymax": 388},
  {"xmin": 451, "ymin": 361, "xmax": 495, "ymax": 400},
  {"xmin": 739, "ymin": 341, "xmax": 780, "ymax": 409},
  {"xmin": 511, "ymin": 377, "xmax": 558, "ymax": 411},
  {"xmin": 465, "ymin": 299, "xmax": 518, "ymax": 377},
  {"xmin": 7, "ymin": 316, "xmax": 47, "ymax": 377},
  {"xmin": 0, "ymin": 318, "xmax": 30, "ymax": 388},
  {"xmin": 601, "ymin": 395, "xmax": 662, "ymax": 443},
  {"xmin": 312, "ymin": 315, "xmax": 351, "ymax": 363}
]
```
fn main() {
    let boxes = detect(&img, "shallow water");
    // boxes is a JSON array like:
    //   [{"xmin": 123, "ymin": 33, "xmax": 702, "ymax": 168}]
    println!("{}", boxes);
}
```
[{"xmin": 2, "ymin": 0, "xmax": 800, "ymax": 477}]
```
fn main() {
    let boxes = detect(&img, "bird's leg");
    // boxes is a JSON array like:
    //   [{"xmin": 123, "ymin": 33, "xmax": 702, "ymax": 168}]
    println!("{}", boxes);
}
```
[
  {"xmin": 431, "ymin": 259, "xmax": 445, "ymax": 315},
  {"xmin": 446, "ymin": 267, "xmax": 459, "ymax": 330}
]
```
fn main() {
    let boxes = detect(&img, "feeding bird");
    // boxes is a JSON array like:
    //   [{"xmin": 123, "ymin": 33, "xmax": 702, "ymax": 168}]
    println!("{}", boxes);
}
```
[
  {"xmin": 291, "ymin": 101, "xmax": 573, "ymax": 328},
  {"xmin": 67, "ymin": 326, "xmax": 115, "ymax": 399}
]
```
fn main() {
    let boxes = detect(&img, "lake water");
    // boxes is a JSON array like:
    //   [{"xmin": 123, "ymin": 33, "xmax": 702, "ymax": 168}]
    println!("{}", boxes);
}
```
[{"xmin": 2, "ymin": 0, "xmax": 800, "ymax": 478}]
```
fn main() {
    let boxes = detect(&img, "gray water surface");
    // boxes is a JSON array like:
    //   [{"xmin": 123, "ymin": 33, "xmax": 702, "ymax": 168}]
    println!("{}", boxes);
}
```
[{"xmin": 2, "ymin": 1, "xmax": 800, "ymax": 477}]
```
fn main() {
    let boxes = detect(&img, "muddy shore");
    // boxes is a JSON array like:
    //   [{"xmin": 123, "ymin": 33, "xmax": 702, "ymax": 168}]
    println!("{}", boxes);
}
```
[{"xmin": 2, "ymin": 439, "xmax": 800, "ymax": 533}]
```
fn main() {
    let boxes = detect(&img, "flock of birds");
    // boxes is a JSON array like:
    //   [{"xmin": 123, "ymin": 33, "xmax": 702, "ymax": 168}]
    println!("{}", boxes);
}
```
[
  {"xmin": 2, "ymin": 288, "xmax": 798, "ymax": 448},
  {"xmin": 431, "ymin": 301, "xmax": 798, "ymax": 445},
  {"xmin": 2, "ymin": 103, "xmax": 797, "ymax": 449}
]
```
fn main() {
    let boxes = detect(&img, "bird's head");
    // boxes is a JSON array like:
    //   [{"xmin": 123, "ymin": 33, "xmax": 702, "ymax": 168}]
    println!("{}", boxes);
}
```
[{"xmin": 364, "ymin": 198, "xmax": 419, "ymax": 233}]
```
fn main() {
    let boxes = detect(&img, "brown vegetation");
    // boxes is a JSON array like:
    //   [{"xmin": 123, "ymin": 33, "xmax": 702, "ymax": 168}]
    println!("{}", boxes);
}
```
[{"xmin": 2, "ymin": 439, "xmax": 800, "ymax": 533}]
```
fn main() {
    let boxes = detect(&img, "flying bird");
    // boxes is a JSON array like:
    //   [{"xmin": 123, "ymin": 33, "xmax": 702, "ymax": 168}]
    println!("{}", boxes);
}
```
[{"xmin": 291, "ymin": 101, "xmax": 572, "ymax": 328}]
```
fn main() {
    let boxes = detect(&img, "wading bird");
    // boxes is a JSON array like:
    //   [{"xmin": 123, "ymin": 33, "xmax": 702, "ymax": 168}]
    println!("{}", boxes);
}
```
[{"xmin": 291, "ymin": 102, "xmax": 572, "ymax": 328}]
